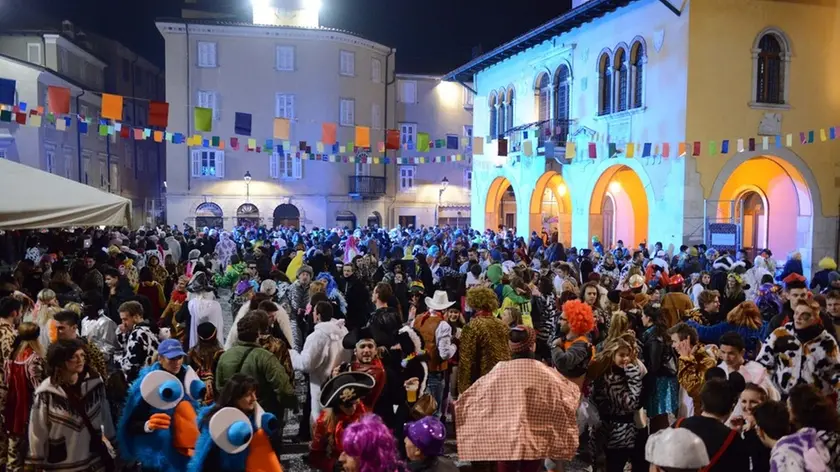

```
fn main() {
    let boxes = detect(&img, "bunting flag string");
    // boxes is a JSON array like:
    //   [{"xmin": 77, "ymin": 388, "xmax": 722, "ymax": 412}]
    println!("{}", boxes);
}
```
[{"xmin": 1, "ymin": 79, "xmax": 839, "ymax": 165}]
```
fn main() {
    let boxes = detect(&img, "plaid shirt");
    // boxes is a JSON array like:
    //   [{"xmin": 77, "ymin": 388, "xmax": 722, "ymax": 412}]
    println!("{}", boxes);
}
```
[{"xmin": 455, "ymin": 358, "xmax": 581, "ymax": 461}]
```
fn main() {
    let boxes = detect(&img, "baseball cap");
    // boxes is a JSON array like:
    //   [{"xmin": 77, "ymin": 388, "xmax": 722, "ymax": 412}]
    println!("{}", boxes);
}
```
[{"xmin": 158, "ymin": 339, "xmax": 187, "ymax": 359}]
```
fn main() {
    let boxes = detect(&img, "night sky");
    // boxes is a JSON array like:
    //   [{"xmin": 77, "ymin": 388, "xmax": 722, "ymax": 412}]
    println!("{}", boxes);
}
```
[{"xmin": 20, "ymin": 0, "xmax": 572, "ymax": 74}]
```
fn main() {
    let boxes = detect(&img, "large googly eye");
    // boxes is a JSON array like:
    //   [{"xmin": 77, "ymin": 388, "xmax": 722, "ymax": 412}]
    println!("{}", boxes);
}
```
[
  {"xmin": 209, "ymin": 407, "xmax": 253, "ymax": 454},
  {"xmin": 252, "ymin": 402, "xmax": 278, "ymax": 435},
  {"xmin": 182, "ymin": 366, "xmax": 206, "ymax": 401},
  {"xmin": 140, "ymin": 371, "xmax": 184, "ymax": 410}
]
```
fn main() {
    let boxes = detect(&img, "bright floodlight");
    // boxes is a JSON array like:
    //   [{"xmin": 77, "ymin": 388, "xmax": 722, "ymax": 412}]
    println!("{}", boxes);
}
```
[
  {"xmin": 608, "ymin": 181, "xmax": 622, "ymax": 194},
  {"xmin": 556, "ymin": 183, "xmax": 567, "ymax": 197},
  {"xmin": 304, "ymin": 0, "xmax": 322, "ymax": 11}
]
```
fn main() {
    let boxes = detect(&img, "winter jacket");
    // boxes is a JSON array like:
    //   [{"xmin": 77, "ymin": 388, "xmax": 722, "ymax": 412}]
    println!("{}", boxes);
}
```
[
  {"xmin": 407, "ymin": 457, "xmax": 459, "ymax": 472},
  {"xmin": 216, "ymin": 342, "xmax": 296, "ymax": 418},
  {"xmin": 779, "ymin": 258, "xmax": 804, "ymax": 283},
  {"xmin": 756, "ymin": 323, "xmax": 840, "ymax": 397},
  {"xmin": 687, "ymin": 320, "xmax": 766, "ymax": 359},
  {"xmin": 290, "ymin": 320, "xmax": 350, "ymax": 423},
  {"xmin": 115, "ymin": 321, "xmax": 159, "ymax": 383},
  {"xmin": 338, "ymin": 275, "xmax": 371, "ymax": 331}
]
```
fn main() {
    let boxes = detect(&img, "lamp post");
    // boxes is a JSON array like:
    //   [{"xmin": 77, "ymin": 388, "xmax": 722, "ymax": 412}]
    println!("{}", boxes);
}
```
[
  {"xmin": 244, "ymin": 170, "xmax": 252, "ymax": 201},
  {"xmin": 435, "ymin": 176, "xmax": 449, "ymax": 226}
]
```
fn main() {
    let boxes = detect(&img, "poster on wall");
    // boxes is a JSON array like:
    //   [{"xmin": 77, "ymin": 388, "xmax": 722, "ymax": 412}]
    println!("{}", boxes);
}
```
[{"xmin": 707, "ymin": 223, "xmax": 738, "ymax": 253}]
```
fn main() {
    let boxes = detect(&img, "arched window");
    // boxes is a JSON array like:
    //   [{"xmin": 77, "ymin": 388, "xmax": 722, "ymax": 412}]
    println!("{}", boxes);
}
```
[
  {"xmin": 630, "ymin": 40, "xmax": 645, "ymax": 108},
  {"xmin": 755, "ymin": 33, "xmax": 785, "ymax": 104},
  {"xmin": 497, "ymin": 89, "xmax": 507, "ymax": 138},
  {"xmin": 553, "ymin": 65, "xmax": 571, "ymax": 144},
  {"xmin": 488, "ymin": 94, "xmax": 498, "ymax": 138},
  {"xmin": 535, "ymin": 73, "xmax": 550, "ymax": 122},
  {"xmin": 598, "ymin": 52, "xmax": 612, "ymax": 115},
  {"xmin": 614, "ymin": 48, "xmax": 628, "ymax": 112},
  {"xmin": 506, "ymin": 88, "xmax": 514, "ymax": 132}
]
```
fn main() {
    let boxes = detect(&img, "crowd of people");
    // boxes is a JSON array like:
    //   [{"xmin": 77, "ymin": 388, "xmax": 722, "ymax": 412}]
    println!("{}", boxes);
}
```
[{"xmin": 0, "ymin": 223, "xmax": 839, "ymax": 472}]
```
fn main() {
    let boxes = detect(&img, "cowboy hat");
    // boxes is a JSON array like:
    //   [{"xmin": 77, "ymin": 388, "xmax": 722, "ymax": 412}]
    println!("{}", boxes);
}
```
[
  {"xmin": 319, "ymin": 371, "xmax": 376, "ymax": 409},
  {"xmin": 425, "ymin": 290, "xmax": 456, "ymax": 311}
]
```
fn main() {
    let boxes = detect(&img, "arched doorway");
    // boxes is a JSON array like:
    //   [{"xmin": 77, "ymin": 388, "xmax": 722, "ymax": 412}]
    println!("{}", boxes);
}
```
[
  {"xmin": 195, "ymin": 202, "xmax": 223, "ymax": 229},
  {"xmin": 735, "ymin": 190, "xmax": 767, "ymax": 261},
  {"xmin": 367, "ymin": 211, "xmax": 382, "ymax": 228},
  {"xmin": 273, "ymin": 204, "xmax": 300, "ymax": 229},
  {"xmin": 714, "ymin": 155, "xmax": 813, "ymax": 272},
  {"xmin": 529, "ymin": 171, "xmax": 572, "ymax": 246},
  {"xmin": 236, "ymin": 203, "xmax": 260, "ymax": 227},
  {"xmin": 589, "ymin": 165, "xmax": 649, "ymax": 248},
  {"xmin": 336, "ymin": 210, "xmax": 357, "ymax": 230},
  {"xmin": 485, "ymin": 177, "xmax": 516, "ymax": 231}
]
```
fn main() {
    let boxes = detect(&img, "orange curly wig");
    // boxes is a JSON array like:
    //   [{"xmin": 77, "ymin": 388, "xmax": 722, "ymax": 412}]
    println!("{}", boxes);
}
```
[
  {"xmin": 562, "ymin": 299, "xmax": 595, "ymax": 334},
  {"xmin": 466, "ymin": 287, "xmax": 500, "ymax": 313}
]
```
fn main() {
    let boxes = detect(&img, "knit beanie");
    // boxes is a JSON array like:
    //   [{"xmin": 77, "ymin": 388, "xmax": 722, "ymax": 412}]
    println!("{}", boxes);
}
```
[{"xmin": 509, "ymin": 325, "xmax": 536, "ymax": 354}]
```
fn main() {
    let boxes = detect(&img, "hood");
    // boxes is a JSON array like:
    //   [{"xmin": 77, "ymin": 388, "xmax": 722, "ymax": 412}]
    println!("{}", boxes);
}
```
[
  {"xmin": 315, "ymin": 319, "xmax": 347, "ymax": 342},
  {"xmin": 501, "ymin": 285, "xmax": 529, "ymax": 304}
]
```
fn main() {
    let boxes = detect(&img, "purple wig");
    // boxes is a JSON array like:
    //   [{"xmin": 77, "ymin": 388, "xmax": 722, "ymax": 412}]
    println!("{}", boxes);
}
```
[
  {"xmin": 342, "ymin": 414, "xmax": 405, "ymax": 472},
  {"xmin": 754, "ymin": 283, "xmax": 783, "ymax": 316}
]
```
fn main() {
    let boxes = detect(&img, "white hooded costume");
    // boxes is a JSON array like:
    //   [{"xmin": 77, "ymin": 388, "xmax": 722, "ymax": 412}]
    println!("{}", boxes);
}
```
[{"xmin": 186, "ymin": 272, "xmax": 224, "ymax": 349}]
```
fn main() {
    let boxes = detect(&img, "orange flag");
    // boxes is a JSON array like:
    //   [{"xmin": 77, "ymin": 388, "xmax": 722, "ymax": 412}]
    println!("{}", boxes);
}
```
[
  {"xmin": 355, "ymin": 126, "xmax": 370, "ymax": 148},
  {"xmin": 322, "ymin": 122, "xmax": 337, "ymax": 145},
  {"xmin": 101, "ymin": 93, "xmax": 123, "ymax": 120},
  {"xmin": 47, "ymin": 86, "xmax": 70, "ymax": 114}
]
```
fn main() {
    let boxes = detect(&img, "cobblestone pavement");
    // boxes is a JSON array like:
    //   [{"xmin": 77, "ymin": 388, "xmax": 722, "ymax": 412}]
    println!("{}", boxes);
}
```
[{"xmin": 217, "ymin": 288, "xmax": 468, "ymax": 471}]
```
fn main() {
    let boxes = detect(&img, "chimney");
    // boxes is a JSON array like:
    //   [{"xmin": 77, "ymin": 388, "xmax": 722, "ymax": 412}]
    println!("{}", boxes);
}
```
[{"xmin": 61, "ymin": 20, "xmax": 75, "ymax": 38}]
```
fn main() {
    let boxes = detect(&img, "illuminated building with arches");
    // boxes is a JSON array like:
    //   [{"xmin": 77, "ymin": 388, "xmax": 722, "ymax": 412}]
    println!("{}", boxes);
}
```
[{"xmin": 444, "ymin": 0, "xmax": 840, "ymax": 276}]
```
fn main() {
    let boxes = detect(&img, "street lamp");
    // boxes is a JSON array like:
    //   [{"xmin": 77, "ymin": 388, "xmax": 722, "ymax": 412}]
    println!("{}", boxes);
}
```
[
  {"xmin": 436, "ymin": 176, "xmax": 449, "ymax": 226},
  {"xmin": 244, "ymin": 170, "xmax": 252, "ymax": 201}
]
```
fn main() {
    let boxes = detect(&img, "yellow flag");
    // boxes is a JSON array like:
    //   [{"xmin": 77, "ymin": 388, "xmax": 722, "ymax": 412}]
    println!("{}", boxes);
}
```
[
  {"xmin": 785, "ymin": 133, "xmax": 793, "ymax": 147},
  {"xmin": 566, "ymin": 142, "xmax": 576, "ymax": 159},
  {"xmin": 625, "ymin": 143, "xmax": 635, "ymax": 158},
  {"xmin": 820, "ymin": 129, "xmax": 828, "ymax": 142}
]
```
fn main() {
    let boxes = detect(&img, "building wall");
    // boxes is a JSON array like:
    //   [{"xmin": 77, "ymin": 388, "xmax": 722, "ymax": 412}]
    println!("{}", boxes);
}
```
[
  {"xmin": 684, "ymin": 0, "xmax": 840, "ymax": 273},
  {"xmin": 158, "ymin": 21, "xmax": 396, "ymax": 229},
  {"xmin": 470, "ymin": 0, "xmax": 690, "ymax": 250},
  {"xmin": 394, "ymin": 75, "xmax": 473, "ymax": 228}
]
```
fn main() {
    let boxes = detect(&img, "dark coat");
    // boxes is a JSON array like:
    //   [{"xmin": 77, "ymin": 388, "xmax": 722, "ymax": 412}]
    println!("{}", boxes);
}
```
[
  {"xmin": 407, "ymin": 457, "xmax": 459, "ymax": 472},
  {"xmin": 338, "ymin": 275, "xmax": 371, "ymax": 331}
]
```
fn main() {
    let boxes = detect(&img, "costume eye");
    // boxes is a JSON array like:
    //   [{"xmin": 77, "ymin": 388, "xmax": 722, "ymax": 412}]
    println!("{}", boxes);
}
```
[
  {"xmin": 253, "ymin": 403, "xmax": 278, "ymax": 435},
  {"xmin": 182, "ymin": 366, "xmax": 206, "ymax": 401},
  {"xmin": 209, "ymin": 407, "xmax": 253, "ymax": 454},
  {"xmin": 140, "ymin": 371, "xmax": 184, "ymax": 410}
]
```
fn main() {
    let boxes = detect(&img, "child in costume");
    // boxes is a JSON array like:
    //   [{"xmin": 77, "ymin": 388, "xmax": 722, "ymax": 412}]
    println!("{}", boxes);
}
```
[
  {"xmin": 188, "ymin": 373, "xmax": 283, "ymax": 472},
  {"xmin": 308, "ymin": 371, "xmax": 376, "ymax": 471},
  {"xmin": 117, "ymin": 339, "xmax": 205, "ymax": 472}
]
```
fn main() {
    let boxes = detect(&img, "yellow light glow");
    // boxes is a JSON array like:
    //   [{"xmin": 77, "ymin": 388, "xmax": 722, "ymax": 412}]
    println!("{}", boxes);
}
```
[
  {"xmin": 436, "ymin": 81, "xmax": 461, "ymax": 108},
  {"xmin": 556, "ymin": 183, "xmax": 567, "ymax": 197},
  {"xmin": 608, "ymin": 181, "xmax": 622, "ymax": 194}
]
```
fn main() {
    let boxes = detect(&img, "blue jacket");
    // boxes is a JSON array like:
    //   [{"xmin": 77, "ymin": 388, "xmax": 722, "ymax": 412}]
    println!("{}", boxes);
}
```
[{"xmin": 686, "ymin": 320, "xmax": 766, "ymax": 359}]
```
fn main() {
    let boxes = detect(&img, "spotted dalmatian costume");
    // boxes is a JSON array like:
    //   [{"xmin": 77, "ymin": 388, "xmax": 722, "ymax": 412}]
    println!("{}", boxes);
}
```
[
  {"xmin": 116, "ymin": 320, "xmax": 160, "ymax": 383},
  {"xmin": 756, "ymin": 322, "xmax": 840, "ymax": 397}
]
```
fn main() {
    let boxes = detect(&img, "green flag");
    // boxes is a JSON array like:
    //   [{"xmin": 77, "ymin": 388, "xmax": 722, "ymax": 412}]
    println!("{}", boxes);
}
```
[
  {"xmin": 194, "ymin": 107, "xmax": 212, "ymax": 132},
  {"xmin": 417, "ymin": 132, "xmax": 430, "ymax": 152}
]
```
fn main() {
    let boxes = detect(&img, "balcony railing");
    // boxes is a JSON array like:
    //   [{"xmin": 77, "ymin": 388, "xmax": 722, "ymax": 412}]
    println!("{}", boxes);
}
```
[{"xmin": 348, "ymin": 175, "xmax": 385, "ymax": 196}]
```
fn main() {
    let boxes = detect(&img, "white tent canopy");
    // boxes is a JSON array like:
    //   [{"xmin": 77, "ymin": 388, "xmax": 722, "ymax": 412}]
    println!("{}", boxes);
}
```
[{"xmin": 0, "ymin": 158, "xmax": 131, "ymax": 229}]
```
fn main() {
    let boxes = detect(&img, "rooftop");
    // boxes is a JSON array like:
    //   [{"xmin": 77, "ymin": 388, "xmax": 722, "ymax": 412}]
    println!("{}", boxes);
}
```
[
  {"xmin": 155, "ymin": 17, "xmax": 394, "ymax": 52},
  {"xmin": 443, "ymin": 0, "xmax": 640, "ymax": 83}
]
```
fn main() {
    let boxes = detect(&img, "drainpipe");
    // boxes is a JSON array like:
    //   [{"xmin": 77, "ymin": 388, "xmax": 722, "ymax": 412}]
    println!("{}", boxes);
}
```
[
  {"xmin": 383, "ymin": 47, "xmax": 395, "ymax": 224},
  {"xmin": 131, "ymin": 56, "xmax": 139, "ymax": 178},
  {"xmin": 106, "ymin": 121, "xmax": 112, "ymax": 193},
  {"xmin": 186, "ymin": 23, "xmax": 192, "ymax": 192},
  {"xmin": 74, "ymin": 90, "xmax": 85, "ymax": 183}
]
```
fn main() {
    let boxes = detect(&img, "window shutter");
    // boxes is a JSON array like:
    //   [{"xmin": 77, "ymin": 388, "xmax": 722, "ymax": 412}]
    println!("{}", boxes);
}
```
[
  {"xmin": 191, "ymin": 150, "xmax": 201, "ymax": 177},
  {"xmin": 287, "ymin": 95, "xmax": 295, "ymax": 119},
  {"xmin": 372, "ymin": 103, "xmax": 380, "ymax": 128},
  {"xmin": 208, "ymin": 43, "xmax": 217, "ymax": 66},
  {"xmin": 209, "ymin": 92, "xmax": 218, "ymax": 119},
  {"xmin": 216, "ymin": 152, "xmax": 225, "ymax": 178},
  {"xmin": 293, "ymin": 156, "xmax": 302, "ymax": 179},
  {"xmin": 275, "ymin": 93, "xmax": 283, "ymax": 118},
  {"xmin": 372, "ymin": 59, "xmax": 381, "ymax": 83},
  {"xmin": 269, "ymin": 153, "xmax": 279, "ymax": 179}
]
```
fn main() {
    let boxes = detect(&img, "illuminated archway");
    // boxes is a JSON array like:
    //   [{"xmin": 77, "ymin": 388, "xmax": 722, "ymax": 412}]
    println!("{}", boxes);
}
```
[
  {"xmin": 529, "ymin": 171, "xmax": 572, "ymax": 246},
  {"xmin": 589, "ymin": 165, "xmax": 649, "ymax": 248},
  {"xmin": 714, "ymin": 155, "xmax": 813, "ymax": 269},
  {"xmin": 485, "ymin": 177, "xmax": 517, "ymax": 231},
  {"xmin": 195, "ymin": 202, "xmax": 223, "ymax": 229}
]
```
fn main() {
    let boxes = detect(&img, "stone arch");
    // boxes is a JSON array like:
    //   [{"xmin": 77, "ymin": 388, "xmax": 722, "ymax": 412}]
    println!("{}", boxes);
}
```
[
  {"xmin": 273, "ymin": 203, "xmax": 301, "ymax": 229},
  {"xmin": 336, "ymin": 210, "xmax": 357, "ymax": 230},
  {"xmin": 236, "ymin": 203, "xmax": 260, "ymax": 227},
  {"xmin": 529, "ymin": 171, "xmax": 573, "ymax": 246},
  {"xmin": 587, "ymin": 163, "xmax": 653, "ymax": 248},
  {"xmin": 708, "ymin": 149, "xmax": 819, "ymax": 276},
  {"xmin": 367, "ymin": 211, "xmax": 382, "ymax": 227},
  {"xmin": 195, "ymin": 202, "xmax": 223, "ymax": 229},
  {"xmin": 485, "ymin": 176, "xmax": 517, "ymax": 231}
]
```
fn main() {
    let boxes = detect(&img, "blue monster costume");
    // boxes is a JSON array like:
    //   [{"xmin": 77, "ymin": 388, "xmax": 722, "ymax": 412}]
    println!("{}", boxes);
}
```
[
  {"xmin": 188, "ymin": 402, "xmax": 282, "ymax": 472},
  {"xmin": 117, "ymin": 363, "xmax": 206, "ymax": 472}
]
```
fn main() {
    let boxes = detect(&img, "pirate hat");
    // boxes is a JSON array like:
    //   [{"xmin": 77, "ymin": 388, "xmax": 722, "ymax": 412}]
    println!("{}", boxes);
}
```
[{"xmin": 319, "ymin": 371, "xmax": 376, "ymax": 409}]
